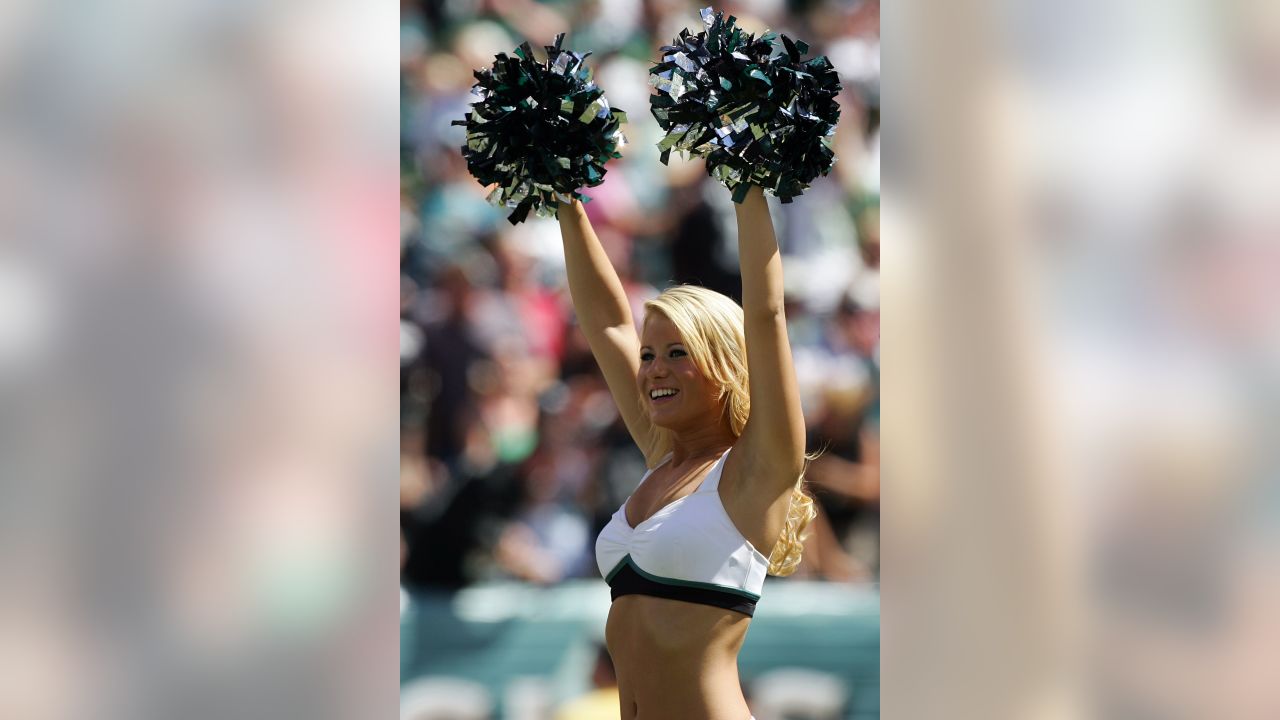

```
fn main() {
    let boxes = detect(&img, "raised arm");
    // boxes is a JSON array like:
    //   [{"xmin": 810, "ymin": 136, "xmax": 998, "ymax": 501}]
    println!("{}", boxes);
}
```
[
  {"xmin": 557, "ymin": 200, "xmax": 661, "ymax": 464},
  {"xmin": 735, "ymin": 187, "xmax": 806, "ymax": 482}
]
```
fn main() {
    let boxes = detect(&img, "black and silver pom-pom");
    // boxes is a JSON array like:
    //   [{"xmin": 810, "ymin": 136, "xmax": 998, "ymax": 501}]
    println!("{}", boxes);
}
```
[
  {"xmin": 649, "ymin": 7, "xmax": 841, "ymax": 203},
  {"xmin": 453, "ymin": 34, "xmax": 628, "ymax": 224}
]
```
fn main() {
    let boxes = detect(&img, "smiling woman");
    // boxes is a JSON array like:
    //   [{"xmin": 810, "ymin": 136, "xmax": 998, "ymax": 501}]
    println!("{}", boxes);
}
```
[
  {"xmin": 556, "ymin": 186, "xmax": 815, "ymax": 720},
  {"xmin": 637, "ymin": 308, "xmax": 731, "ymax": 434},
  {"xmin": 640, "ymin": 289, "xmax": 750, "ymax": 436}
]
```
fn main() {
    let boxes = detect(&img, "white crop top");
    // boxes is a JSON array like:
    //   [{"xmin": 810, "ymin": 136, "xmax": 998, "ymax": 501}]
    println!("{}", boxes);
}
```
[{"xmin": 594, "ymin": 448, "xmax": 770, "ymax": 615}]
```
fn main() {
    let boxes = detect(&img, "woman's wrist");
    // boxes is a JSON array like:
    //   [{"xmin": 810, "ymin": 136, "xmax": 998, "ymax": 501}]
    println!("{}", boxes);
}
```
[
  {"xmin": 735, "ymin": 185, "xmax": 767, "ymax": 211},
  {"xmin": 557, "ymin": 197, "xmax": 582, "ymax": 221}
]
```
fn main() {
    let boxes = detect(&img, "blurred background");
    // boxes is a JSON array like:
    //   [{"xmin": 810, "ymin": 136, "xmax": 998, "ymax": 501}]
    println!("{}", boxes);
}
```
[
  {"xmin": 0, "ymin": 1, "xmax": 399, "ymax": 719},
  {"xmin": 883, "ymin": 0, "xmax": 1280, "ymax": 717},
  {"xmin": 399, "ymin": 1, "xmax": 881, "ymax": 718},
  {"xmin": 0, "ymin": 0, "xmax": 1276, "ymax": 718}
]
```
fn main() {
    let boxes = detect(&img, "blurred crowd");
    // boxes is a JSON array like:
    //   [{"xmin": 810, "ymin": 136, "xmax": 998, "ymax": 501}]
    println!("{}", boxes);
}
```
[{"xmin": 400, "ymin": 0, "xmax": 880, "ymax": 590}]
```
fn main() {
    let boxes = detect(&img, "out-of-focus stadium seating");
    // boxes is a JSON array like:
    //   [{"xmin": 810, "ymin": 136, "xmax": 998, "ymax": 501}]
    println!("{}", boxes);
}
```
[{"xmin": 401, "ymin": 581, "xmax": 880, "ymax": 719}]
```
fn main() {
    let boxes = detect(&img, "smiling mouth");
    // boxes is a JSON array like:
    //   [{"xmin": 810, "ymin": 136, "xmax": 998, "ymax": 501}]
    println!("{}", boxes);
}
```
[{"xmin": 649, "ymin": 388, "xmax": 679, "ymax": 402}]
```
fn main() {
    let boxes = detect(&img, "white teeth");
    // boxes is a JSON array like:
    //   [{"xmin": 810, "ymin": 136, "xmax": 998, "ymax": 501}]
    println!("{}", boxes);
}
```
[{"xmin": 650, "ymin": 388, "xmax": 678, "ymax": 399}]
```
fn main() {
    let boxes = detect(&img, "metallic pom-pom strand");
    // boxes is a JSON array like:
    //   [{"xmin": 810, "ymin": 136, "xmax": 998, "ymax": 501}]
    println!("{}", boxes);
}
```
[
  {"xmin": 453, "ymin": 34, "xmax": 628, "ymax": 224},
  {"xmin": 649, "ymin": 8, "xmax": 841, "ymax": 203}
]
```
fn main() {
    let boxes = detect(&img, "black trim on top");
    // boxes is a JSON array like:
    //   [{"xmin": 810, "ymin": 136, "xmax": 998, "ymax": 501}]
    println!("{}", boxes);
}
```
[{"xmin": 607, "ymin": 562, "xmax": 758, "ymax": 616}]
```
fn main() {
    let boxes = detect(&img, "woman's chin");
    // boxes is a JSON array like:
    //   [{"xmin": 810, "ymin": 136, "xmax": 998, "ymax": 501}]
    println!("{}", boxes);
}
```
[
  {"xmin": 647, "ymin": 409, "xmax": 680, "ymax": 429},
  {"xmin": 649, "ymin": 408, "xmax": 699, "ymax": 432}
]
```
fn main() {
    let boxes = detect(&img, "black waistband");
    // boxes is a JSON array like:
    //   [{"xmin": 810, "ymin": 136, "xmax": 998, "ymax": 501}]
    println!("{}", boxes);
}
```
[{"xmin": 607, "ymin": 563, "xmax": 758, "ymax": 617}]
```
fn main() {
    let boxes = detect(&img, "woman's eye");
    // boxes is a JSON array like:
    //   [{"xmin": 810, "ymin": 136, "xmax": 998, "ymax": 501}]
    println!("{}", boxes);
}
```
[
  {"xmin": 670, "ymin": 348, "xmax": 686, "ymax": 358},
  {"xmin": 640, "ymin": 352, "xmax": 654, "ymax": 362}
]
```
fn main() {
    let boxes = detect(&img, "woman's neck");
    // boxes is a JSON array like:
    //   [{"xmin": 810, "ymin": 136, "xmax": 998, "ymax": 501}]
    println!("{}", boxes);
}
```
[{"xmin": 668, "ymin": 419, "xmax": 736, "ymax": 466}]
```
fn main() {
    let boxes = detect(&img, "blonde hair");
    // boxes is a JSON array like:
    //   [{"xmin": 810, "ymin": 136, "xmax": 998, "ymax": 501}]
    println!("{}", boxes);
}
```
[{"xmin": 643, "ymin": 285, "xmax": 816, "ymax": 576}]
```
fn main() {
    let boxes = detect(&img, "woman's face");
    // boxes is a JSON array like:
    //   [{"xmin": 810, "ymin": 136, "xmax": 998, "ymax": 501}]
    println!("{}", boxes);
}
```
[{"xmin": 637, "ymin": 312, "xmax": 723, "ymax": 430}]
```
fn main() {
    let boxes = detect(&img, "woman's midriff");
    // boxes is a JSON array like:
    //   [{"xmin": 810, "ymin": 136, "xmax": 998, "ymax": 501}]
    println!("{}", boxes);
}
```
[{"xmin": 605, "ymin": 594, "xmax": 754, "ymax": 720}]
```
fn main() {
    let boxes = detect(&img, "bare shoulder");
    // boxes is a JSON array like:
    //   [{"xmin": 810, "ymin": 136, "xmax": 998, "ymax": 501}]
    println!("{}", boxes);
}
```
[
  {"xmin": 720, "ymin": 440, "xmax": 795, "ymax": 556},
  {"xmin": 726, "ymin": 430, "xmax": 804, "ymax": 491},
  {"xmin": 721, "ymin": 438, "xmax": 798, "ymax": 501}
]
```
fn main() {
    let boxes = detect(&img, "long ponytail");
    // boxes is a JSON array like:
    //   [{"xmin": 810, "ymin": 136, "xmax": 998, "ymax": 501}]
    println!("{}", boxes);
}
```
[{"xmin": 766, "ymin": 459, "xmax": 818, "ymax": 576}]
